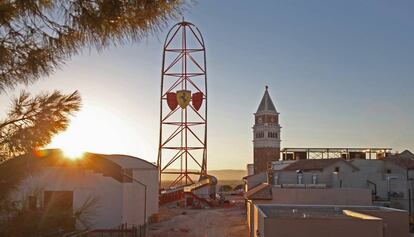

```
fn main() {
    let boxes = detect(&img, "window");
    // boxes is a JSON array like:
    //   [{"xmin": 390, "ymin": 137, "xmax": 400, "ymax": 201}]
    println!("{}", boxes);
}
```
[
  {"xmin": 256, "ymin": 131, "xmax": 264, "ymax": 138},
  {"xmin": 267, "ymin": 132, "xmax": 278, "ymax": 138}
]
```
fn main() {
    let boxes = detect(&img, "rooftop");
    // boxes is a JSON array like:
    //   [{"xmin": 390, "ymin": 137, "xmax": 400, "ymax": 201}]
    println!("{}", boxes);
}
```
[
  {"xmin": 0, "ymin": 149, "xmax": 151, "ymax": 200},
  {"xmin": 257, "ymin": 204, "xmax": 403, "ymax": 220},
  {"xmin": 244, "ymin": 183, "xmax": 272, "ymax": 200},
  {"xmin": 281, "ymin": 158, "xmax": 358, "ymax": 172},
  {"xmin": 385, "ymin": 157, "xmax": 414, "ymax": 169}
]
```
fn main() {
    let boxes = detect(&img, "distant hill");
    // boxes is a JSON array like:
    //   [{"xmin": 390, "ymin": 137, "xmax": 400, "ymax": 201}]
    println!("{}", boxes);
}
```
[
  {"xmin": 162, "ymin": 169, "xmax": 247, "ymax": 181},
  {"xmin": 208, "ymin": 169, "xmax": 247, "ymax": 181}
]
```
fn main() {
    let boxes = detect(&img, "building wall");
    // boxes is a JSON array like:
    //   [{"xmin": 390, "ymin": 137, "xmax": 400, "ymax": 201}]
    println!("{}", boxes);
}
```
[
  {"xmin": 261, "ymin": 217, "xmax": 384, "ymax": 237},
  {"xmin": 272, "ymin": 171, "xmax": 332, "ymax": 186},
  {"xmin": 131, "ymin": 165, "xmax": 159, "ymax": 221},
  {"xmin": 15, "ymin": 167, "xmax": 124, "ymax": 228},
  {"xmin": 247, "ymin": 200, "xmax": 272, "ymax": 237},
  {"xmin": 342, "ymin": 160, "xmax": 387, "ymax": 196},
  {"xmin": 122, "ymin": 182, "xmax": 145, "ymax": 226},
  {"xmin": 346, "ymin": 160, "xmax": 411, "ymax": 211},
  {"xmin": 106, "ymin": 155, "xmax": 159, "ymax": 221},
  {"xmin": 246, "ymin": 188, "xmax": 371, "ymax": 236},
  {"xmin": 254, "ymin": 204, "xmax": 266, "ymax": 237},
  {"xmin": 270, "ymin": 188, "xmax": 372, "ymax": 206},
  {"xmin": 247, "ymin": 164, "xmax": 255, "ymax": 176},
  {"xmin": 324, "ymin": 162, "xmax": 356, "ymax": 178},
  {"xmin": 271, "ymin": 162, "xmax": 356, "ymax": 187},
  {"xmin": 246, "ymin": 200, "xmax": 251, "ymax": 235},
  {"xmin": 270, "ymin": 159, "xmax": 414, "ymax": 213},
  {"xmin": 245, "ymin": 172, "xmax": 267, "ymax": 191},
  {"xmin": 253, "ymin": 205, "xmax": 409, "ymax": 237},
  {"xmin": 385, "ymin": 163, "xmax": 412, "ymax": 211},
  {"xmin": 248, "ymin": 187, "xmax": 372, "ymax": 227},
  {"xmin": 254, "ymin": 148, "xmax": 280, "ymax": 174},
  {"xmin": 13, "ymin": 156, "xmax": 159, "ymax": 229},
  {"xmin": 358, "ymin": 209, "xmax": 409, "ymax": 237}
]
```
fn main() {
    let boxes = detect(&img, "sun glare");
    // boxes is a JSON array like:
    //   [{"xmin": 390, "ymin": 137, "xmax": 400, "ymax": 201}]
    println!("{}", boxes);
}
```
[
  {"xmin": 48, "ymin": 103, "xmax": 153, "ymax": 162},
  {"xmin": 63, "ymin": 147, "xmax": 85, "ymax": 160}
]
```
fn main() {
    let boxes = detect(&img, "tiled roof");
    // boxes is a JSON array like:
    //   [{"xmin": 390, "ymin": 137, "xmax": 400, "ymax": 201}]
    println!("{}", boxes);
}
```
[
  {"xmin": 244, "ymin": 183, "xmax": 272, "ymax": 200},
  {"xmin": 282, "ymin": 158, "xmax": 358, "ymax": 172},
  {"xmin": 399, "ymin": 150, "xmax": 414, "ymax": 159},
  {"xmin": 385, "ymin": 150, "xmax": 414, "ymax": 169},
  {"xmin": 385, "ymin": 157, "xmax": 414, "ymax": 169}
]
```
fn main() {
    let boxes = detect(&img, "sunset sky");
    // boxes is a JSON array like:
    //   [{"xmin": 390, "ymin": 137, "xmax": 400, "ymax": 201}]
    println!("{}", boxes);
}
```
[{"xmin": 0, "ymin": 1, "xmax": 413, "ymax": 169}]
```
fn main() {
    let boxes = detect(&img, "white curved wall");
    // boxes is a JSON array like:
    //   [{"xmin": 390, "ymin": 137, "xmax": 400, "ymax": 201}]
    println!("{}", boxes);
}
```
[{"xmin": 12, "ymin": 155, "xmax": 159, "ymax": 229}]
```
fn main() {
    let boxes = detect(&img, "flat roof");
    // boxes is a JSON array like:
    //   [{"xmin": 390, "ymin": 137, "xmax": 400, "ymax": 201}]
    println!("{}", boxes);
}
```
[
  {"xmin": 257, "ymin": 204, "xmax": 403, "ymax": 220},
  {"xmin": 281, "ymin": 148, "xmax": 392, "ymax": 152},
  {"xmin": 260, "ymin": 206, "xmax": 351, "ymax": 219}
]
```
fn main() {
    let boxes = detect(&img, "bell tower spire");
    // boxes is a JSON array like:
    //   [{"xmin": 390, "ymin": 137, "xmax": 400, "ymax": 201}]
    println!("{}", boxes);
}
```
[{"xmin": 253, "ymin": 86, "xmax": 281, "ymax": 174}]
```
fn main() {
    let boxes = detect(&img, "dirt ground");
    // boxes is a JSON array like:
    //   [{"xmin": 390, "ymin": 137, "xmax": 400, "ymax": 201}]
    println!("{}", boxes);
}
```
[{"xmin": 148, "ymin": 196, "xmax": 248, "ymax": 237}]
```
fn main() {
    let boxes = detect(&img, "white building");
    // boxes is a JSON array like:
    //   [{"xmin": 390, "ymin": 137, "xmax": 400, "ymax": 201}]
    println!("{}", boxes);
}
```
[
  {"xmin": 244, "ymin": 150, "xmax": 414, "ymax": 215},
  {"xmin": 253, "ymin": 204, "xmax": 408, "ymax": 237},
  {"xmin": 2, "ymin": 149, "xmax": 158, "ymax": 230}
]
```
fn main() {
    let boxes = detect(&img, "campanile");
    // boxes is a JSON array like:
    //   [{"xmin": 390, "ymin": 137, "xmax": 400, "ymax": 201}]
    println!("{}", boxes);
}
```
[{"xmin": 253, "ymin": 86, "xmax": 281, "ymax": 174}]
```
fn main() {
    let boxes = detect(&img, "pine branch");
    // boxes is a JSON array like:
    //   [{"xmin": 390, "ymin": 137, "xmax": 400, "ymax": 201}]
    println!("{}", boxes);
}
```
[
  {"xmin": 0, "ymin": 90, "xmax": 81, "ymax": 161},
  {"xmin": 0, "ymin": 0, "xmax": 186, "ymax": 91}
]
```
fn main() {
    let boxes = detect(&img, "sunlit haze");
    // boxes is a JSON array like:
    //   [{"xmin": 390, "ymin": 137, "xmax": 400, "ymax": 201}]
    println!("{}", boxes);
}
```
[
  {"xmin": 1, "ymin": 1, "xmax": 413, "ymax": 169},
  {"xmin": 63, "ymin": 148, "xmax": 85, "ymax": 160}
]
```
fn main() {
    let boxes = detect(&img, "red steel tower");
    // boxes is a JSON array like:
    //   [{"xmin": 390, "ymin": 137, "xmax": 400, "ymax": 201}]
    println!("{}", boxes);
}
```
[{"xmin": 157, "ymin": 21, "xmax": 207, "ymax": 188}]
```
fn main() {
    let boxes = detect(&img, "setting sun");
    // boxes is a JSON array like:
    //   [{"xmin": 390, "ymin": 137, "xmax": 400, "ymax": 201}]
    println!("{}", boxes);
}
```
[
  {"xmin": 47, "ymin": 102, "xmax": 153, "ymax": 161},
  {"xmin": 63, "ymin": 147, "xmax": 85, "ymax": 160}
]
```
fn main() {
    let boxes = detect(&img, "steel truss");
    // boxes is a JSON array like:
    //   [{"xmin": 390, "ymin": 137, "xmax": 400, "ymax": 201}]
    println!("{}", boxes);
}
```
[{"xmin": 157, "ymin": 21, "xmax": 207, "ymax": 188}]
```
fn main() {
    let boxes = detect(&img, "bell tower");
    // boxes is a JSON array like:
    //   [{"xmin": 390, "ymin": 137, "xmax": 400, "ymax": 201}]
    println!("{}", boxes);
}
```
[{"xmin": 253, "ymin": 86, "xmax": 281, "ymax": 174}]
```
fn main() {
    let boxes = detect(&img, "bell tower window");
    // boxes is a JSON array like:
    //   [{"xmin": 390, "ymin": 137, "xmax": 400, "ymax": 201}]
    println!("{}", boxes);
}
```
[
  {"xmin": 256, "ymin": 131, "xmax": 264, "ymax": 138},
  {"xmin": 267, "ymin": 132, "xmax": 278, "ymax": 138}
]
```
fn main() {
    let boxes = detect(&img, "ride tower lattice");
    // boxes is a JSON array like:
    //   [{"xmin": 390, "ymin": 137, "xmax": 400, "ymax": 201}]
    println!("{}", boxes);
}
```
[{"xmin": 157, "ymin": 21, "xmax": 207, "ymax": 189}]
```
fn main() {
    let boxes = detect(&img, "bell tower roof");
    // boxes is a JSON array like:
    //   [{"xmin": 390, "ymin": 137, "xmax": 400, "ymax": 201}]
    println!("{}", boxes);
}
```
[{"xmin": 256, "ymin": 86, "xmax": 278, "ymax": 114}]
